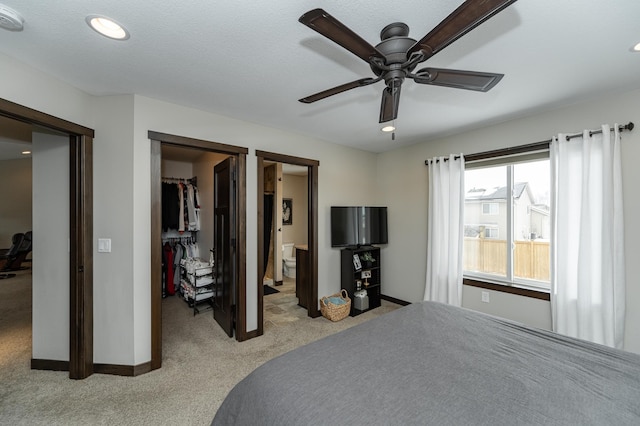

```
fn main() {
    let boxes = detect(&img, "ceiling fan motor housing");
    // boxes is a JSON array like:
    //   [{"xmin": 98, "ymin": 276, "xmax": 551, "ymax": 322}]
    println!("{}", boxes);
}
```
[{"xmin": 371, "ymin": 22, "xmax": 418, "ymax": 80}]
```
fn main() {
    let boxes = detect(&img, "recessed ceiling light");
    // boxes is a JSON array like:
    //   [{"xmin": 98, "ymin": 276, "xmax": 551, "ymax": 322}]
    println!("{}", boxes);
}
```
[
  {"xmin": 632, "ymin": 42, "xmax": 640, "ymax": 52},
  {"xmin": 86, "ymin": 15, "xmax": 129, "ymax": 40},
  {"xmin": 21, "ymin": 150, "xmax": 31, "ymax": 155},
  {"xmin": 0, "ymin": 4, "xmax": 24, "ymax": 31},
  {"xmin": 381, "ymin": 125, "xmax": 396, "ymax": 132}
]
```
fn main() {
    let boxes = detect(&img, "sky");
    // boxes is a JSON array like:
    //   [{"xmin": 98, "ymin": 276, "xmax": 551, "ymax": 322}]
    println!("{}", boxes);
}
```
[{"xmin": 465, "ymin": 159, "xmax": 550, "ymax": 206}]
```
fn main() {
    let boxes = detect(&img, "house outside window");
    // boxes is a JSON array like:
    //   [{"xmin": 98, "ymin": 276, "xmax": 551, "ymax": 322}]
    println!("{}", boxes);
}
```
[
  {"xmin": 482, "ymin": 203, "xmax": 499, "ymax": 215},
  {"xmin": 484, "ymin": 227, "xmax": 499, "ymax": 239},
  {"xmin": 463, "ymin": 158, "xmax": 550, "ymax": 290}
]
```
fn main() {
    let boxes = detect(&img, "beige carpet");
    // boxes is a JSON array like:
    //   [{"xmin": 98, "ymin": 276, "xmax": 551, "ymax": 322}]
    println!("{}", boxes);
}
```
[{"xmin": 0, "ymin": 271, "xmax": 400, "ymax": 425}]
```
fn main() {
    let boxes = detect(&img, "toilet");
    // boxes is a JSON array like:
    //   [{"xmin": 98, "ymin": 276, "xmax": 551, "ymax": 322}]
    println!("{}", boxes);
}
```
[{"xmin": 282, "ymin": 243, "xmax": 296, "ymax": 278}]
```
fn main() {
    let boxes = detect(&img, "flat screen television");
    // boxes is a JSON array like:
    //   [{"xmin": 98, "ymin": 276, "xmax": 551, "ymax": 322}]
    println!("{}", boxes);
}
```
[{"xmin": 331, "ymin": 206, "xmax": 388, "ymax": 247}]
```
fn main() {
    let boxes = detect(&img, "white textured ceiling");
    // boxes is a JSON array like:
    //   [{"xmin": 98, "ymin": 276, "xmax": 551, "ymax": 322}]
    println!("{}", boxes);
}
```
[{"xmin": 1, "ymin": 0, "xmax": 639, "ymax": 153}]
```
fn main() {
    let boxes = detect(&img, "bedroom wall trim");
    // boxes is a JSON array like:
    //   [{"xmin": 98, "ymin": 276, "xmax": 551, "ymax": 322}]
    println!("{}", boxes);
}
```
[
  {"xmin": 93, "ymin": 362, "xmax": 153, "ymax": 377},
  {"xmin": 31, "ymin": 359, "xmax": 71, "ymax": 372},
  {"xmin": 381, "ymin": 294, "xmax": 411, "ymax": 306},
  {"xmin": 463, "ymin": 278, "xmax": 550, "ymax": 301}
]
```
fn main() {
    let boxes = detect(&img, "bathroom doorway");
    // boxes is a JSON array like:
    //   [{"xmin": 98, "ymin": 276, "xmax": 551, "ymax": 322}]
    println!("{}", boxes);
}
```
[
  {"xmin": 261, "ymin": 162, "xmax": 308, "ymax": 327},
  {"xmin": 256, "ymin": 151, "xmax": 319, "ymax": 337}
]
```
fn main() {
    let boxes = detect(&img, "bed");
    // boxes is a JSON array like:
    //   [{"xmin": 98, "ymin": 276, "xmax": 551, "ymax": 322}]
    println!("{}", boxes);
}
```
[{"xmin": 212, "ymin": 301, "xmax": 640, "ymax": 425}]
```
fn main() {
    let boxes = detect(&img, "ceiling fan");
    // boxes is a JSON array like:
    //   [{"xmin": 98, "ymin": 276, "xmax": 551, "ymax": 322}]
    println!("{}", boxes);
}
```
[{"xmin": 298, "ymin": 0, "xmax": 518, "ymax": 123}]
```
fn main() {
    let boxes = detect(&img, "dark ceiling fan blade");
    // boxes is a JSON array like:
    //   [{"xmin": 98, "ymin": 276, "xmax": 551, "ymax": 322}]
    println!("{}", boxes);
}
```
[
  {"xmin": 379, "ymin": 85, "xmax": 401, "ymax": 123},
  {"xmin": 299, "ymin": 9, "xmax": 383, "ymax": 63},
  {"xmin": 408, "ymin": 0, "xmax": 517, "ymax": 59},
  {"xmin": 299, "ymin": 78, "xmax": 380, "ymax": 103},
  {"xmin": 413, "ymin": 68, "xmax": 503, "ymax": 92}
]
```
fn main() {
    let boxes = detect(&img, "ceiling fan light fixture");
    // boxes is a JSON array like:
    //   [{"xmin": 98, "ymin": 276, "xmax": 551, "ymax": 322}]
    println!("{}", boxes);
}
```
[
  {"xmin": 86, "ymin": 15, "xmax": 129, "ymax": 40},
  {"xmin": 381, "ymin": 125, "xmax": 395, "ymax": 132}
]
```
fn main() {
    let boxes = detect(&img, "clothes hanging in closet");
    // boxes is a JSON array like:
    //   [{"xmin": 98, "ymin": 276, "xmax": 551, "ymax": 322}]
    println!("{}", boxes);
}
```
[
  {"xmin": 161, "ymin": 237, "xmax": 202, "ymax": 296},
  {"xmin": 162, "ymin": 182, "xmax": 180, "ymax": 231},
  {"xmin": 162, "ymin": 179, "xmax": 201, "ymax": 233},
  {"xmin": 163, "ymin": 242, "xmax": 175, "ymax": 296}
]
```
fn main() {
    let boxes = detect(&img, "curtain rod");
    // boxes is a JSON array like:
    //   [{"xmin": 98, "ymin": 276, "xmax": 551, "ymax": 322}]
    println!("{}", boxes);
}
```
[{"xmin": 424, "ymin": 122, "xmax": 634, "ymax": 166}]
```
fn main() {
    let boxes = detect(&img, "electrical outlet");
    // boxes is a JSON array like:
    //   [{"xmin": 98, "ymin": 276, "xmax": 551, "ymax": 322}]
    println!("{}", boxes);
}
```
[{"xmin": 481, "ymin": 291, "xmax": 490, "ymax": 303}]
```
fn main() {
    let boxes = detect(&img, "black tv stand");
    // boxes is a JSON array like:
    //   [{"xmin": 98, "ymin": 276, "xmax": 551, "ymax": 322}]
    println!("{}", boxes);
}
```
[{"xmin": 340, "ymin": 246, "xmax": 381, "ymax": 316}]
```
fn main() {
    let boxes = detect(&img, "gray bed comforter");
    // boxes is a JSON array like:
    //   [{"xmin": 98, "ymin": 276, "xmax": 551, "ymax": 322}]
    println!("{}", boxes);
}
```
[{"xmin": 212, "ymin": 301, "xmax": 640, "ymax": 425}]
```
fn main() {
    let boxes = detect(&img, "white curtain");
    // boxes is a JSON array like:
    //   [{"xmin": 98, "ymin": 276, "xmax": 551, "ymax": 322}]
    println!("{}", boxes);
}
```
[
  {"xmin": 424, "ymin": 154, "xmax": 465, "ymax": 306},
  {"xmin": 550, "ymin": 124, "xmax": 625, "ymax": 348}
]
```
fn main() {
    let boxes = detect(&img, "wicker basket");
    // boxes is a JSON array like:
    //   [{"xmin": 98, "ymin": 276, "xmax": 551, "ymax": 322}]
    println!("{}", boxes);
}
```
[{"xmin": 320, "ymin": 289, "xmax": 351, "ymax": 322}]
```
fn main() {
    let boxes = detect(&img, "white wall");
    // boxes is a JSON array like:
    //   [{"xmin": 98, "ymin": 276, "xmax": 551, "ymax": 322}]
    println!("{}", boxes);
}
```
[
  {"xmin": 0, "ymin": 52, "xmax": 92, "ymax": 127},
  {"xmin": 31, "ymin": 132, "xmax": 69, "ymax": 361},
  {"xmin": 378, "ymin": 87, "xmax": 640, "ymax": 354},
  {"xmin": 0, "ymin": 158, "xmax": 32, "ymax": 244},
  {"xmin": 91, "ymin": 95, "xmax": 137, "ymax": 365}
]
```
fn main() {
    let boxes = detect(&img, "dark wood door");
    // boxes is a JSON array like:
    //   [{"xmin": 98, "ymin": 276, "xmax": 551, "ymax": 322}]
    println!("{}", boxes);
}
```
[{"xmin": 213, "ymin": 157, "xmax": 236, "ymax": 337}]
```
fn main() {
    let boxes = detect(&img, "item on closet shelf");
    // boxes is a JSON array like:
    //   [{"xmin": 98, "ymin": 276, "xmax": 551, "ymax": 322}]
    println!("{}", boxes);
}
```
[
  {"xmin": 182, "ymin": 258, "xmax": 213, "ymax": 275},
  {"xmin": 180, "ymin": 279, "xmax": 214, "ymax": 301},
  {"xmin": 188, "ymin": 273, "xmax": 214, "ymax": 287},
  {"xmin": 179, "ymin": 255, "xmax": 215, "ymax": 315}
]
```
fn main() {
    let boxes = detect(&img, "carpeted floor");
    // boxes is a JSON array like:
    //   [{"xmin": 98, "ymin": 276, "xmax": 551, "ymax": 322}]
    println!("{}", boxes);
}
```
[{"xmin": 0, "ymin": 270, "xmax": 401, "ymax": 425}]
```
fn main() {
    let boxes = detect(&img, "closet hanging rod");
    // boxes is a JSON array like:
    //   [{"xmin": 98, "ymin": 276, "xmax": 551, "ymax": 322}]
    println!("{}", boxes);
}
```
[
  {"xmin": 424, "ymin": 122, "xmax": 634, "ymax": 166},
  {"xmin": 162, "ymin": 176, "xmax": 198, "ymax": 184}
]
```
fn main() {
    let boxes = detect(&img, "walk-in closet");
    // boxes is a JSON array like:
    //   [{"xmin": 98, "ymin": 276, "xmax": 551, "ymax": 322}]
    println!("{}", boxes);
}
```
[{"xmin": 161, "ymin": 145, "xmax": 229, "ymax": 318}]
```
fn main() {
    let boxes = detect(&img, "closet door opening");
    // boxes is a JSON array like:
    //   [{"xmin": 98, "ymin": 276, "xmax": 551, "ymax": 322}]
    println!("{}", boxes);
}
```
[{"xmin": 149, "ymin": 131, "xmax": 248, "ymax": 370}]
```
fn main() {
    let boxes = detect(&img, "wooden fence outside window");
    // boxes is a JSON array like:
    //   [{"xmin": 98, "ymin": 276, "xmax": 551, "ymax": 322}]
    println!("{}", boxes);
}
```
[{"xmin": 463, "ymin": 238, "xmax": 550, "ymax": 281}]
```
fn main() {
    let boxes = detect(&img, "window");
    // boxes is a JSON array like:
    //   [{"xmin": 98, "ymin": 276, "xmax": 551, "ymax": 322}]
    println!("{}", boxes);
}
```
[
  {"xmin": 482, "ymin": 203, "xmax": 499, "ymax": 215},
  {"xmin": 463, "ymin": 157, "xmax": 550, "ymax": 290},
  {"xmin": 484, "ymin": 227, "xmax": 499, "ymax": 239}
]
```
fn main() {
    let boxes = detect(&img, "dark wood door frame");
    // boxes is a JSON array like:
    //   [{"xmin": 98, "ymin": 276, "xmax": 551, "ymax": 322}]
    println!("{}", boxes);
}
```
[
  {"xmin": 0, "ymin": 98, "xmax": 95, "ymax": 379},
  {"xmin": 149, "ymin": 131, "xmax": 248, "ymax": 370},
  {"xmin": 256, "ymin": 151, "xmax": 320, "ymax": 337}
]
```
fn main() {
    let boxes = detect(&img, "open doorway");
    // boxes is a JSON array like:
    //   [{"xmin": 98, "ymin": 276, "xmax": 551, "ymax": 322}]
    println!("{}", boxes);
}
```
[
  {"xmin": 0, "ymin": 116, "xmax": 33, "ymax": 381},
  {"xmin": 149, "ymin": 131, "xmax": 248, "ymax": 370},
  {"xmin": 256, "ymin": 151, "xmax": 319, "ymax": 337},
  {"xmin": 261, "ymin": 162, "xmax": 309, "ymax": 328},
  {"xmin": 0, "ymin": 98, "xmax": 94, "ymax": 379}
]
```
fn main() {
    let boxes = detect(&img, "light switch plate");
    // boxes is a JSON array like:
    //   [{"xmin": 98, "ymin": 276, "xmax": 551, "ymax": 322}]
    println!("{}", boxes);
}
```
[{"xmin": 98, "ymin": 238, "xmax": 111, "ymax": 253}]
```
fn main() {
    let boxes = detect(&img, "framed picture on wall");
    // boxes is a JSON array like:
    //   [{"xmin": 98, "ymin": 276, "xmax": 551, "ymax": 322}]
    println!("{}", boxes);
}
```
[{"xmin": 283, "ymin": 198, "xmax": 293, "ymax": 225}]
